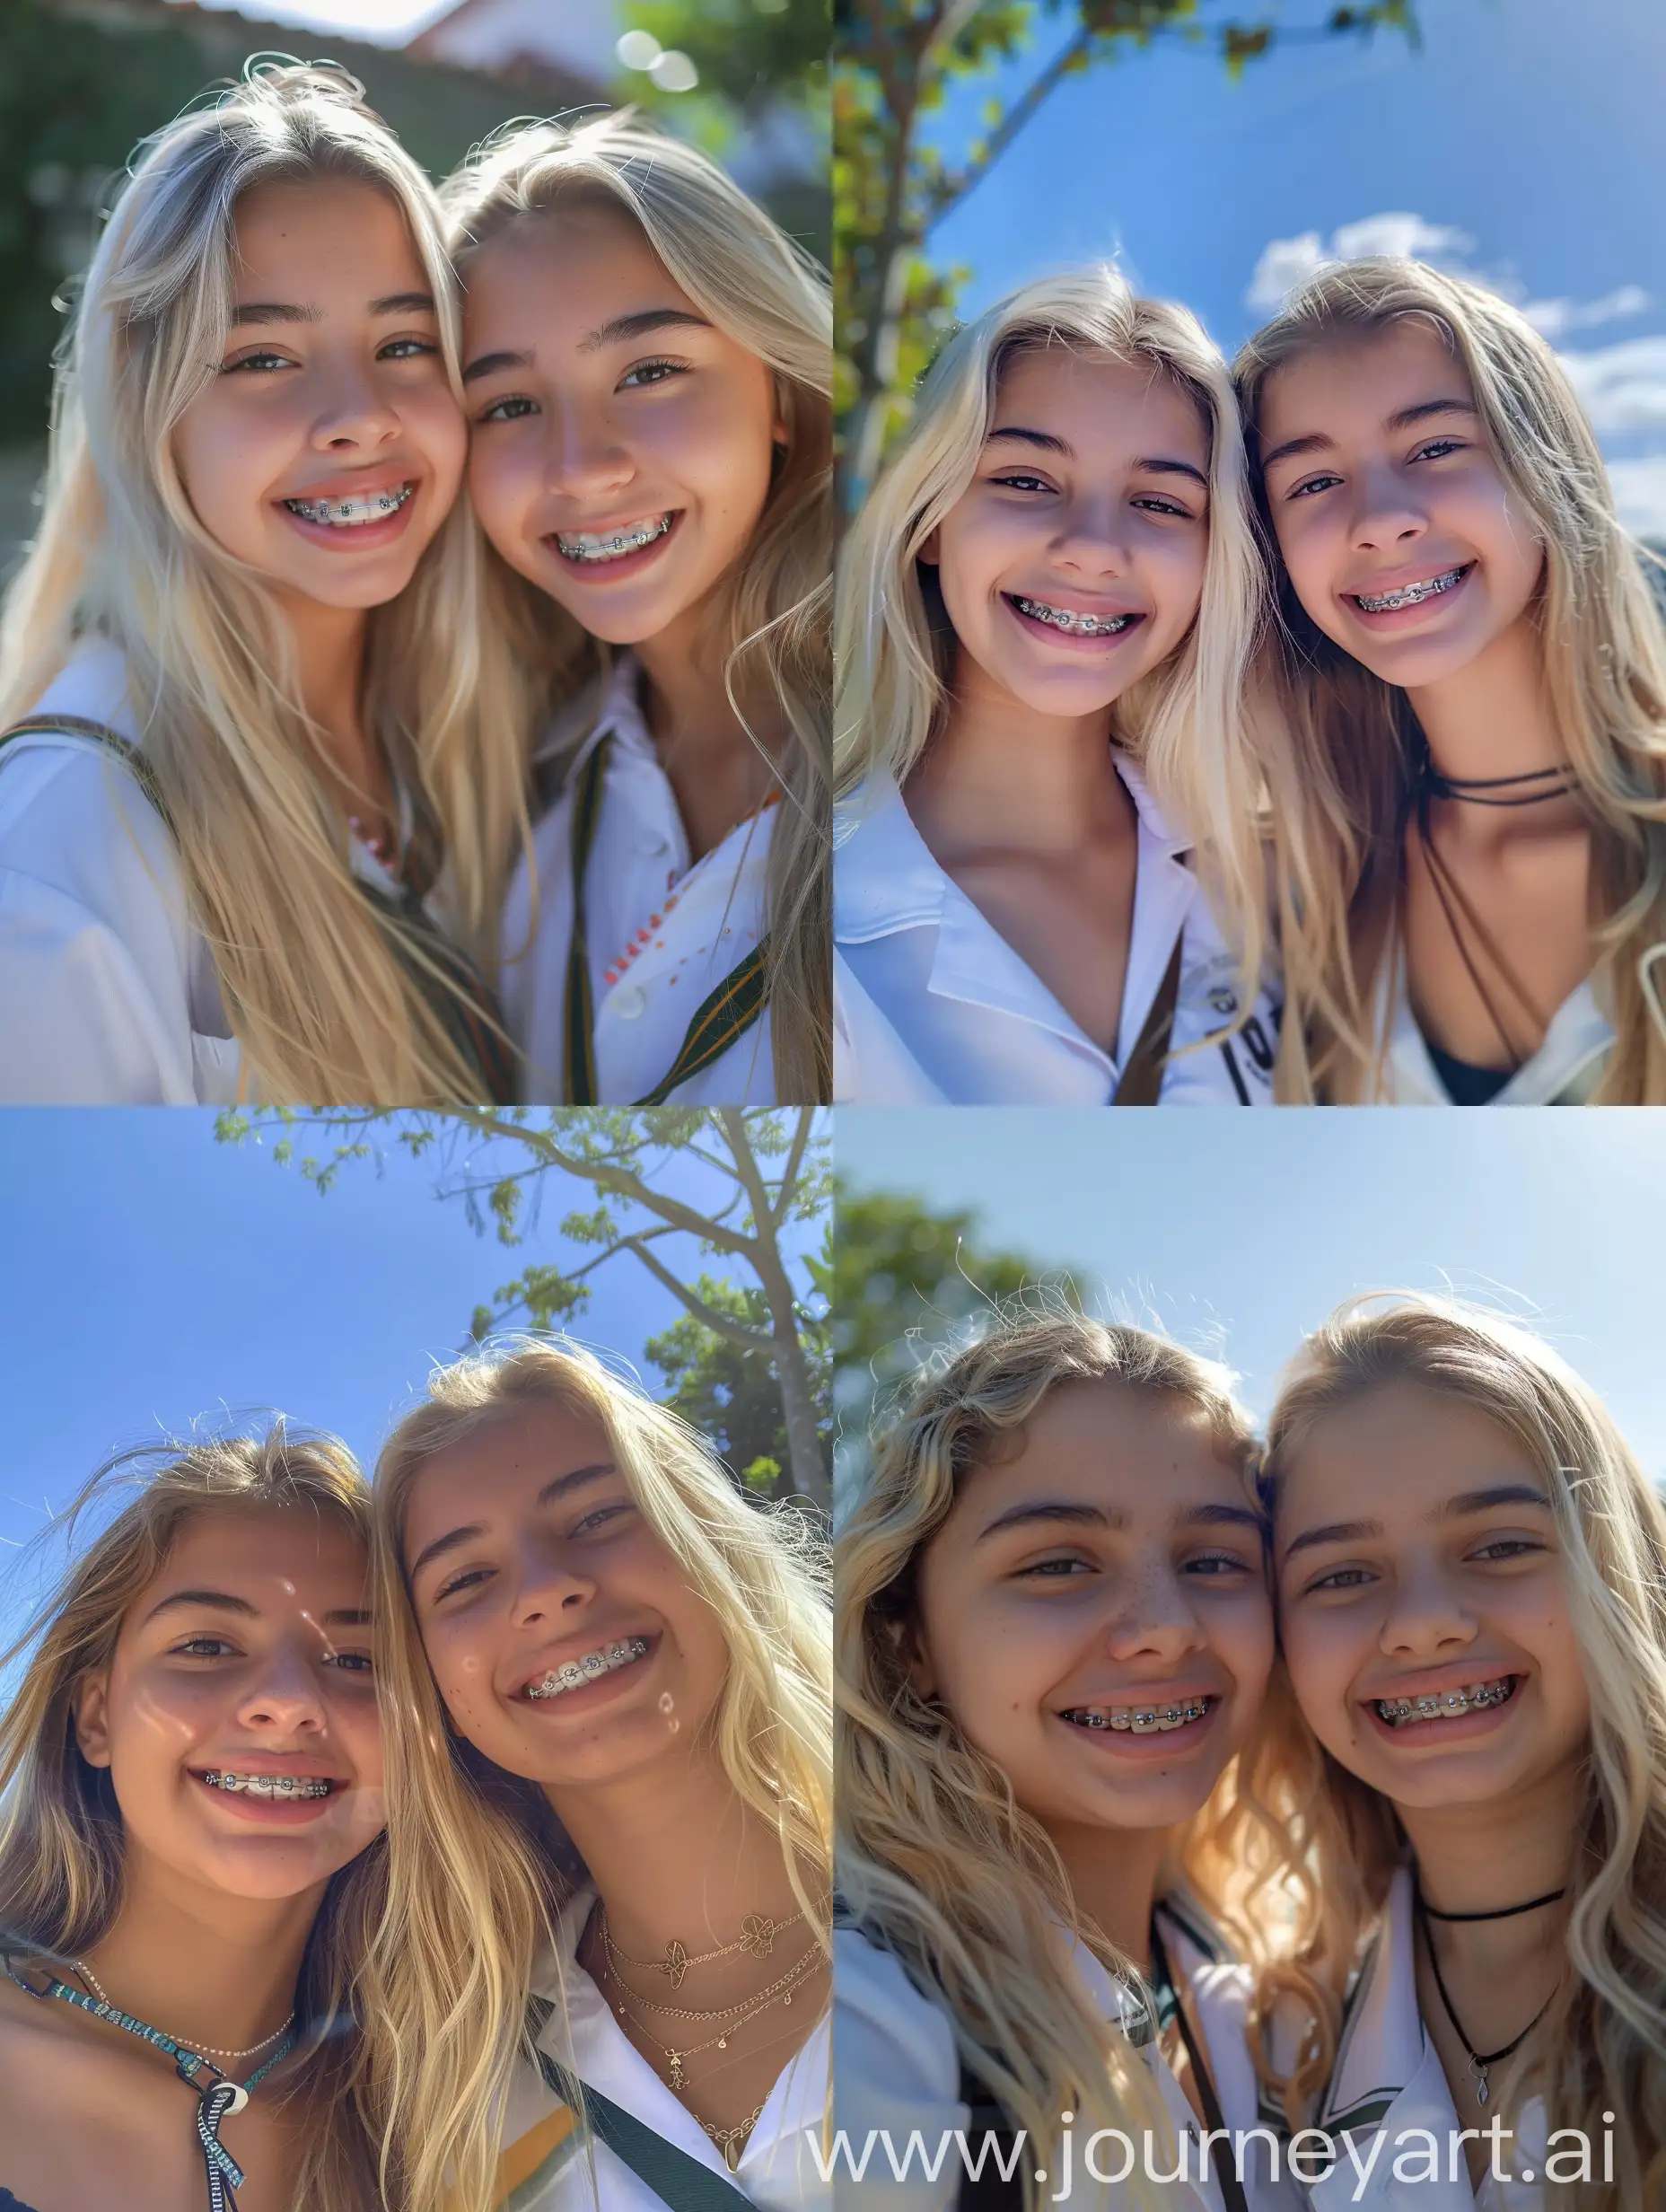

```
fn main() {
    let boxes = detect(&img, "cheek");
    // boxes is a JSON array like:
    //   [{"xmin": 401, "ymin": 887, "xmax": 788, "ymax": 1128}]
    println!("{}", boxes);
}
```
[
  {"xmin": 1279, "ymin": 1608, "xmax": 1362, "ymax": 1727},
  {"xmin": 409, "ymin": 382, "xmax": 467, "ymax": 496}
]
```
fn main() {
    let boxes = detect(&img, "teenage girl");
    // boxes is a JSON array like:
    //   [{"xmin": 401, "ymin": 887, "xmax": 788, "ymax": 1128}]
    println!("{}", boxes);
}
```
[
  {"xmin": 1258, "ymin": 1296, "xmax": 1666, "ymax": 2207},
  {"xmin": 358, "ymin": 1339, "xmax": 830, "ymax": 2212},
  {"xmin": 836, "ymin": 1311, "xmax": 1306, "ymax": 2211},
  {"xmin": 443, "ymin": 114, "xmax": 831, "ymax": 1106},
  {"xmin": 1237, "ymin": 259, "xmax": 1666, "ymax": 1104},
  {"xmin": 0, "ymin": 1428, "xmax": 386, "ymax": 2212},
  {"xmin": 833, "ymin": 269, "xmax": 1280, "ymax": 1105},
  {"xmin": 0, "ymin": 64, "xmax": 523, "ymax": 1106}
]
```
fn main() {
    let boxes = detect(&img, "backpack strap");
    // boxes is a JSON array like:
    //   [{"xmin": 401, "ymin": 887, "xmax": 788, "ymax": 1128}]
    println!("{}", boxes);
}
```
[
  {"xmin": 955, "ymin": 2056, "xmax": 1024, "ymax": 2212},
  {"xmin": 0, "ymin": 715, "xmax": 171, "ymax": 826},
  {"xmin": 1111, "ymin": 932, "xmax": 1185, "ymax": 1106}
]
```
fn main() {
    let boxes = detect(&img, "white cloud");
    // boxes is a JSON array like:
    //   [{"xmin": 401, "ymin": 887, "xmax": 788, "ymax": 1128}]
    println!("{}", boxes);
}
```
[
  {"xmin": 1602, "ymin": 456, "xmax": 1666, "ymax": 542},
  {"xmin": 1522, "ymin": 285, "xmax": 1652, "ymax": 341},
  {"xmin": 1245, "ymin": 212, "xmax": 1475, "ymax": 312},
  {"xmin": 1556, "ymin": 337, "xmax": 1666, "ymax": 436}
]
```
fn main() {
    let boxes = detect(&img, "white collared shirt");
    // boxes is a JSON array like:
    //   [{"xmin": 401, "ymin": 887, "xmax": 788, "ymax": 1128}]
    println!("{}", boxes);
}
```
[
  {"xmin": 500, "ymin": 658, "xmax": 778, "ymax": 1105},
  {"xmin": 832, "ymin": 763, "xmax": 1279, "ymax": 1106},
  {"xmin": 493, "ymin": 1885, "xmax": 829, "ymax": 2212},
  {"xmin": 1305, "ymin": 1867, "xmax": 1548, "ymax": 2212},
  {"xmin": 0, "ymin": 636, "xmax": 452, "ymax": 1105},
  {"xmin": 1373, "ymin": 952, "xmax": 1614, "ymax": 1106},
  {"xmin": 832, "ymin": 1903, "xmax": 1303, "ymax": 2212}
]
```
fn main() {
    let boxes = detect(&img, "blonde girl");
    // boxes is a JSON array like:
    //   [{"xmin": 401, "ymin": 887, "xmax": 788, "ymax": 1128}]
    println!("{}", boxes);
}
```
[
  {"xmin": 443, "ymin": 113, "xmax": 831, "ymax": 1107},
  {"xmin": 1236, "ymin": 259, "xmax": 1666, "ymax": 1104},
  {"xmin": 832, "ymin": 269, "xmax": 1280, "ymax": 1107},
  {"xmin": 359, "ymin": 1339, "xmax": 830, "ymax": 2212},
  {"xmin": 1258, "ymin": 1295, "xmax": 1666, "ymax": 2208},
  {"xmin": 0, "ymin": 62, "xmax": 525, "ymax": 1106},
  {"xmin": 836, "ymin": 1310, "xmax": 1305, "ymax": 2212},
  {"xmin": 0, "ymin": 1426, "xmax": 386, "ymax": 2212}
]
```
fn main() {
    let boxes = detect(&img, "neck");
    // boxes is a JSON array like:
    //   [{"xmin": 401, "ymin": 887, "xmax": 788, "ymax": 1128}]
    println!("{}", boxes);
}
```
[
  {"xmin": 279, "ymin": 592, "xmax": 376, "ymax": 798},
  {"xmin": 1044, "ymin": 1820, "xmax": 1169, "ymax": 1974},
  {"xmin": 906, "ymin": 654, "xmax": 1123, "ymax": 857},
  {"xmin": 1407, "ymin": 613, "xmax": 1566, "ymax": 789},
  {"xmin": 548, "ymin": 1745, "xmax": 802, "ymax": 1971},
  {"xmin": 1399, "ymin": 1756, "xmax": 1583, "ymax": 1967},
  {"xmin": 78, "ymin": 1842, "xmax": 323, "ymax": 2057},
  {"xmin": 633, "ymin": 611, "xmax": 774, "ymax": 856}
]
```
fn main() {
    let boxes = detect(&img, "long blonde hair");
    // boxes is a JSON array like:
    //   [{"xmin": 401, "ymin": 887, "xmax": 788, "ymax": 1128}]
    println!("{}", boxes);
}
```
[
  {"xmin": 0, "ymin": 1423, "xmax": 382, "ymax": 2210},
  {"xmin": 837, "ymin": 1306, "xmax": 1300, "ymax": 2208},
  {"xmin": 0, "ymin": 61, "xmax": 528, "ymax": 1104},
  {"xmin": 361, "ymin": 1337, "xmax": 832, "ymax": 2212},
  {"xmin": 1258, "ymin": 1295, "xmax": 1666, "ymax": 2204},
  {"xmin": 442, "ymin": 111, "xmax": 833, "ymax": 1103},
  {"xmin": 833, "ymin": 269, "xmax": 1273, "ymax": 1010},
  {"xmin": 1235, "ymin": 259, "xmax": 1666, "ymax": 1102}
]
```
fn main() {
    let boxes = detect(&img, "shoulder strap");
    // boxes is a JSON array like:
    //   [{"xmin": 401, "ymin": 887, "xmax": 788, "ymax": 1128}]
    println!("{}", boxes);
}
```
[
  {"xmin": 524, "ymin": 2020, "xmax": 750, "ymax": 2212},
  {"xmin": 632, "ymin": 936, "xmax": 771, "ymax": 1104},
  {"xmin": 1111, "ymin": 933, "xmax": 1185, "ymax": 1106},
  {"xmin": 1148, "ymin": 1920, "xmax": 1250, "ymax": 2212},
  {"xmin": 954, "ymin": 2055, "xmax": 1024, "ymax": 2212},
  {"xmin": 0, "ymin": 714, "xmax": 171, "ymax": 828}
]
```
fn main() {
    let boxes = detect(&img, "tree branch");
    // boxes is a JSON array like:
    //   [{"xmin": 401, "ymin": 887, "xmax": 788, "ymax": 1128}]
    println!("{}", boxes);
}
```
[{"xmin": 621, "ymin": 1236, "xmax": 778, "ymax": 1352}]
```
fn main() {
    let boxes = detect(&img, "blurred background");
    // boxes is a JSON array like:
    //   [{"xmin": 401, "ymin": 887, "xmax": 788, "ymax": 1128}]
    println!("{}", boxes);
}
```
[
  {"xmin": 0, "ymin": 1108, "xmax": 830, "ymax": 1644},
  {"xmin": 831, "ymin": 1109, "xmax": 1666, "ymax": 1516},
  {"xmin": 835, "ymin": 0, "xmax": 1666, "ymax": 530},
  {"xmin": 0, "ymin": 0, "xmax": 829, "ymax": 576}
]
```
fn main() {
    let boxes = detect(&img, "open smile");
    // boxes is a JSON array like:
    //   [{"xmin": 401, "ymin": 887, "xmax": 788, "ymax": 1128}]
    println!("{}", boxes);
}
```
[
  {"xmin": 552, "ymin": 512, "xmax": 678, "ymax": 566},
  {"xmin": 282, "ymin": 482, "xmax": 416, "ymax": 529},
  {"xmin": 1006, "ymin": 592, "xmax": 1142, "ymax": 639},
  {"xmin": 520, "ymin": 1634, "xmax": 653, "ymax": 1702},
  {"xmin": 1346, "ymin": 563, "xmax": 1471, "ymax": 616},
  {"xmin": 1371, "ymin": 1672, "xmax": 1518, "ymax": 1730},
  {"xmin": 198, "ymin": 1769, "xmax": 339, "ymax": 1798},
  {"xmin": 1058, "ymin": 1693, "xmax": 1219, "ymax": 1734}
]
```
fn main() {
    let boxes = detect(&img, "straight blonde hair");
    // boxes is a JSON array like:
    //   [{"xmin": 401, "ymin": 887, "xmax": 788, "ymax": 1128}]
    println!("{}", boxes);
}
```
[
  {"xmin": 837, "ymin": 1306, "xmax": 1298, "ymax": 2210},
  {"xmin": 360, "ymin": 1338, "xmax": 832, "ymax": 2212},
  {"xmin": 1258, "ymin": 1295, "xmax": 1666, "ymax": 2204},
  {"xmin": 1235, "ymin": 259, "xmax": 1666, "ymax": 1102},
  {"xmin": 0, "ymin": 62, "xmax": 528, "ymax": 1104},
  {"xmin": 0, "ymin": 1424, "xmax": 382, "ymax": 2211},
  {"xmin": 442, "ymin": 112, "xmax": 833, "ymax": 1103},
  {"xmin": 834, "ymin": 269, "xmax": 1274, "ymax": 1015}
]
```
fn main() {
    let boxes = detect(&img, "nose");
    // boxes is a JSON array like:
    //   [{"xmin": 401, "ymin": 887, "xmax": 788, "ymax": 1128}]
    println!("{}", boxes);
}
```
[
  {"xmin": 235, "ymin": 1640, "xmax": 329, "ymax": 1734},
  {"xmin": 1049, "ymin": 495, "xmax": 1134, "ymax": 579},
  {"xmin": 507, "ymin": 1533, "xmax": 597, "ymax": 1628},
  {"xmin": 1348, "ymin": 457, "xmax": 1427, "ymax": 556},
  {"xmin": 543, "ymin": 397, "xmax": 635, "ymax": 501},
  {"xmin": 1100, "ymin": 1555, "xmax": 1209, "ymax": 1667},
  {"xmin": 1378, "ymin": 1558, "xmax": 1477, "ymax": 1661},
  {"xmin": 308, "ymin": 356, "xmax": 404, "ymax": 455}
]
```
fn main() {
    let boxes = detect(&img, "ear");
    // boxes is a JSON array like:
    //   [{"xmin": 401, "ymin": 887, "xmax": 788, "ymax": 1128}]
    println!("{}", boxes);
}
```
[
  {"xmin": 917, "ymin": 526, "xmax": 941, "ymax": 568},
  {"xmin": 73, "ymin": 1673, "xmax": 114, "ymax": 1769},
  {"xmin": 894, "ymin": 1617, "xmax": 938, "ymax": 1705}
]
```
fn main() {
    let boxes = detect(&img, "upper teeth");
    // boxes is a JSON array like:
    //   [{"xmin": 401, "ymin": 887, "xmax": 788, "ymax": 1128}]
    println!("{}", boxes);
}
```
[
  {"xmin": 1063, "ymin": 1698, "xmax": 1213, "ymax": 1734},
  {"xmin": 1013, "ymin": 594, "xmax": 1135, "ymax": 636},
  {"xmin": 525, "ymin": 1636, "xmax": 649, "ymax": 1699},
  {"xmin": 203, "ymin": 1770, "xmax": 334, "ymax": 1797},
  {"xmin": 285, "ymin": 484, "xmax": 414, "ymax": 527},
  {"xmin": 1354, "ymin": 566, "xmax": 1465, "ymax": 612},
  {"xmin": 556, "ymin": 516, "xmax": 672, "ymax": 563},
  {"xmin": 1376, "ymin": 1677, "xmax": 1513, "ymax": 1725}
]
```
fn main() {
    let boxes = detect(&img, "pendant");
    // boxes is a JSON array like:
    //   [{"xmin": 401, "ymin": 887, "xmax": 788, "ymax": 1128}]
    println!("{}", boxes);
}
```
[
  {"xmin": 739, "ymin": 1914, "xmax": 776, "ymax": 1959},
  {"xmin": 1475, "ymin": 2067, "xmax": 1489, "ymax": 2109},
  {"xmin": 669, "ymin": 2052, "xmax": 685, "ymax": 2091},
  {"xmin": 718, "ymin": 2037, "xmax": 728, "ymax": 2050},
  {"xmin": 661, "ymin": 1941, "xmax": 689, "ymax": 1989}
]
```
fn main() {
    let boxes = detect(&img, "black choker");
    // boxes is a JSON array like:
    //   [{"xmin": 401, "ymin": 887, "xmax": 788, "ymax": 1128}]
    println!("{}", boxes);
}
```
[
  {"xmin": 1421, "ymin": 756, "xmax": 1579, "ymax": 808},
  {"xmin": 1416, "ymin": 1883, "xmax": 1567, "ymax": 1923}
]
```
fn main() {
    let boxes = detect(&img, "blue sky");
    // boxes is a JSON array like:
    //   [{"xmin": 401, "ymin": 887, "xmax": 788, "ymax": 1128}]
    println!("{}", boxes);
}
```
[
  {"xmin": 925, "ymin": 0, "xmax": 1666, "ymax": 534},
  {"xmin": 0, "ymin": 1111, "xmax": 825, "ymax": 1594},
  {"xmin": 835, "ymin": 1108, "xmax": 1666, "ymax": 1486}
]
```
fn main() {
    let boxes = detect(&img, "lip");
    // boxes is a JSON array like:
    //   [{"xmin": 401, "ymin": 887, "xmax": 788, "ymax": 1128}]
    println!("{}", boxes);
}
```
[
  {"xmin": 1051, "ymin": 1687, "xmax": 1224, "ymax": 1760},
  {"xmin": 542, "ymin": 509, "xmax": 682, "ymax": 585},
  {"xmin": 511, "ymin": 1629, "xmax": 658, "ymax": 1711},
  {"xmin": 1342, "ymin": 560, "xmax": 1474, "ymax": 628},
  {"xmin": 1004, "ymin": 591, "xmax": 1147, "ymax": 652},
  {"xmin": 188, "ymin": 1765, "xmax": 349, "ymax": 1826},
  {"xmin": 1360, "ymin": 1669, "xmax": 1523, "ymax": 1747},
  {"xmin": 275, "ymin": 473, "xmax": 422, "ymax": 553}
]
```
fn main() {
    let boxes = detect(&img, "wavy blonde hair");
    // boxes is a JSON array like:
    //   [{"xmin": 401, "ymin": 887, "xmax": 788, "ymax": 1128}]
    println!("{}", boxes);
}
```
[
  {"xmin": 837, "ymin": 1305, "xmax": 1309, "ymax": 2208},
  {"xmin": 360, "ymin": 1337, "xmax": 832, "ymax": 2212},
  {"xmin": 1257, "ymin": 1295, "xmax": 1666, "ymax": 2205},
  {"xmin": 442, "ymin": 111, "xmax": 833, "ymax": 1103},
  {"xmin": 1235, "ymin": 259, "xmax": 1666, "ymax": 1102},
  {"xmin": 0, "ymin": 62, "xmax": 528, "ymax": 1104},
  {"xmin": 833, "ymin": 269, "xmax": 1273, "ymax": 1012},
  {"xmin": 0, "ymin": 1423, "xmax": 382, "ymax": 2211}
]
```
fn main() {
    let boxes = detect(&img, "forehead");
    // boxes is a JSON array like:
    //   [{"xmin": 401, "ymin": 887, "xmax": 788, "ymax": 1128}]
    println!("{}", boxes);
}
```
[
  {"xmin": 953, "ymin": 1376, "xmax": 1237, "ymax": 1519},
  {"xmin": 402, "ymin": 1399, "xmax": 616, "ymax": 1540},
  {"xmin": 125, "ymin": 1502, "xmax": 368, "ymax": 1623},
  {"xmin": 231, "ymin": 176, "xmax": 423, "ymax": 290},
  {"xmin": 461, "ymin": 201, "xmax": 680, "ymax": 329},
  {"xmin": 1277, "ymin": 1379, "xmax": 1537, "ymax": 1521},
  {"xmin": 991, "ymin": 345, "xmax": 1208, "ymax": 464},
  {"xmin": 1257, "ymin": 318, "xmax": 1472, "ymax": 448}
]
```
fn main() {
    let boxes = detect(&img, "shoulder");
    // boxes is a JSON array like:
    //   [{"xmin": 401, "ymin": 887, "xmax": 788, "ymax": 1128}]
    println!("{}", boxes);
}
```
[{"xmin": 834, "ymin": 1926, "xmax": 960, "ymax": 2097}]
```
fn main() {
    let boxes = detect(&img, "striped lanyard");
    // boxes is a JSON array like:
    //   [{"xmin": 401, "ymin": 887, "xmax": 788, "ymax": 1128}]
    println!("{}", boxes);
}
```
[
  {"xmin": 561, "ymin": 733, "xmax": 772, "ymax": 1105},
  {"xmin": 5, "ymin": 1962, "xmax": 296, "ymax": 2212}
]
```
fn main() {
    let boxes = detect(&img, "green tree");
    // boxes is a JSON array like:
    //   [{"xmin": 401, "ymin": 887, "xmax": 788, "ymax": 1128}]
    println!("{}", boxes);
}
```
[
  {"xmin": 216, "ymin": 1106, "xmax": 832, "ymax": 1510},
  {"xmin": 831, "ymin": 1180, "xmax": 1075, "ymax": 1511},
  {"xmin": 836, "ymin": 0, "xmax": 1419, "ymax": 507}
]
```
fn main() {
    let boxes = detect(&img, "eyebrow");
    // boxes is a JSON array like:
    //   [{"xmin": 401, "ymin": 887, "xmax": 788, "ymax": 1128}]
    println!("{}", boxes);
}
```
[
  {"xmin": 976, "ymin": 1497, "xmax": 1264, "ymax": 1543},
  {"xmin": 407, "ymin": 1462, "xmax": 618, "ymax": 1582},
  {"xmin": 985, "ymin": 428, "xmax": 1207, "ymax": 490},
  {"xmin": 1280, "ymin": 1482, "xmax": 1551, "ymax": 1565},
  {"xmin": 579, "ymin": 307, "xmax": 710, "ymax": 354},
  {"xmin": 1259, "ymin": 397, "xmax": 1477, "ymax": 475},
  {"xmin": 143, "ymin": 1591, "xmax": 371, "ymax": 1628},
  {"xmin": 231, "ymin": 292, "xmax": 435, "ymax": 329}
]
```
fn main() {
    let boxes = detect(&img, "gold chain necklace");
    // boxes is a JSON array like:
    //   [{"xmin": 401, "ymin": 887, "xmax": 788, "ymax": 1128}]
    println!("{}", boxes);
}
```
[
  {"xmin": 606, "ymin": 1941, "xmax": 822, "ymax": 2024},
  {"xmin": 705, "ymin": 2098, "xmax": 767, "ymax": 2173},
  {"xmin": 72, "ymin": 1958, "xmax": 294, "ymax": 2065},
  {"xmin": 601, "ymin": 1905, "xmax": 806, "ymax": 1991}
]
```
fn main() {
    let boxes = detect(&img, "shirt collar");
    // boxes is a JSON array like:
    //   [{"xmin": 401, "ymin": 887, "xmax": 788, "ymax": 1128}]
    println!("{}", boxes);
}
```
[{"xmin": 536, "ymin": 653, "xmax": 655, "ymax": 776}]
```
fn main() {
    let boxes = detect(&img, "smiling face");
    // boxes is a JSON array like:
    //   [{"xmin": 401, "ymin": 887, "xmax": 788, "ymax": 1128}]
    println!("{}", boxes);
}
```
[
  {"xmin": 171, "ymin": 176, "xmax": 466, "ymax": 615},
  {"xmin": 1276, "ymin": 1380, "xmax": 1591, "ymax": 1815},
  {"xmin": 1256, "ymin": 320, "xmax": 1545, "ymax": 690},
  {"xmin": 908, "ymin": 1379, "xmax": 1273, "ymax": 1845},
  {"xmin": 924, "ymin": 345, "xmax": 1212, "ymax": 725},
  {"xmin": 401, "ymin": 1399, "xmax": 732, "ymax": 1798},
  {"xmin": 460, "ymin": 199, "xmax": 782, "ymax": 651},
  {"xmin": 73, "ymin": 1504, "xmax": 384, "ymax": 1901}
]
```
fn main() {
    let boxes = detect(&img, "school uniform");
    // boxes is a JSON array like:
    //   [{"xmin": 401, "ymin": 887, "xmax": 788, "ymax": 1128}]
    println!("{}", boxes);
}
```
[
  {"xmin": 501, "ymin": 658, "xmax": 778, "ymax": 1106},
  {"xmin": 486, "ymin": 1885, "xmax": 829, "ymax": 2212},
  {"xmin": 0, "ymin": 636, "xmax": 478, "ymax": 1104},
  {"xmin": 832, "ymin": 764, "xmax": 1279, "ymax": 1105},
  {"xmin": 1304, "ymin": 1867, "xmax": 1547, "ymax": 2212},
  {"xmin": 1372, "ymin": 954, "xmax": 1614, "ymax": 1106},
  {"xmin": 832, "ymin": 1899, "xmax": 1304, "ymax": 2212}
]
